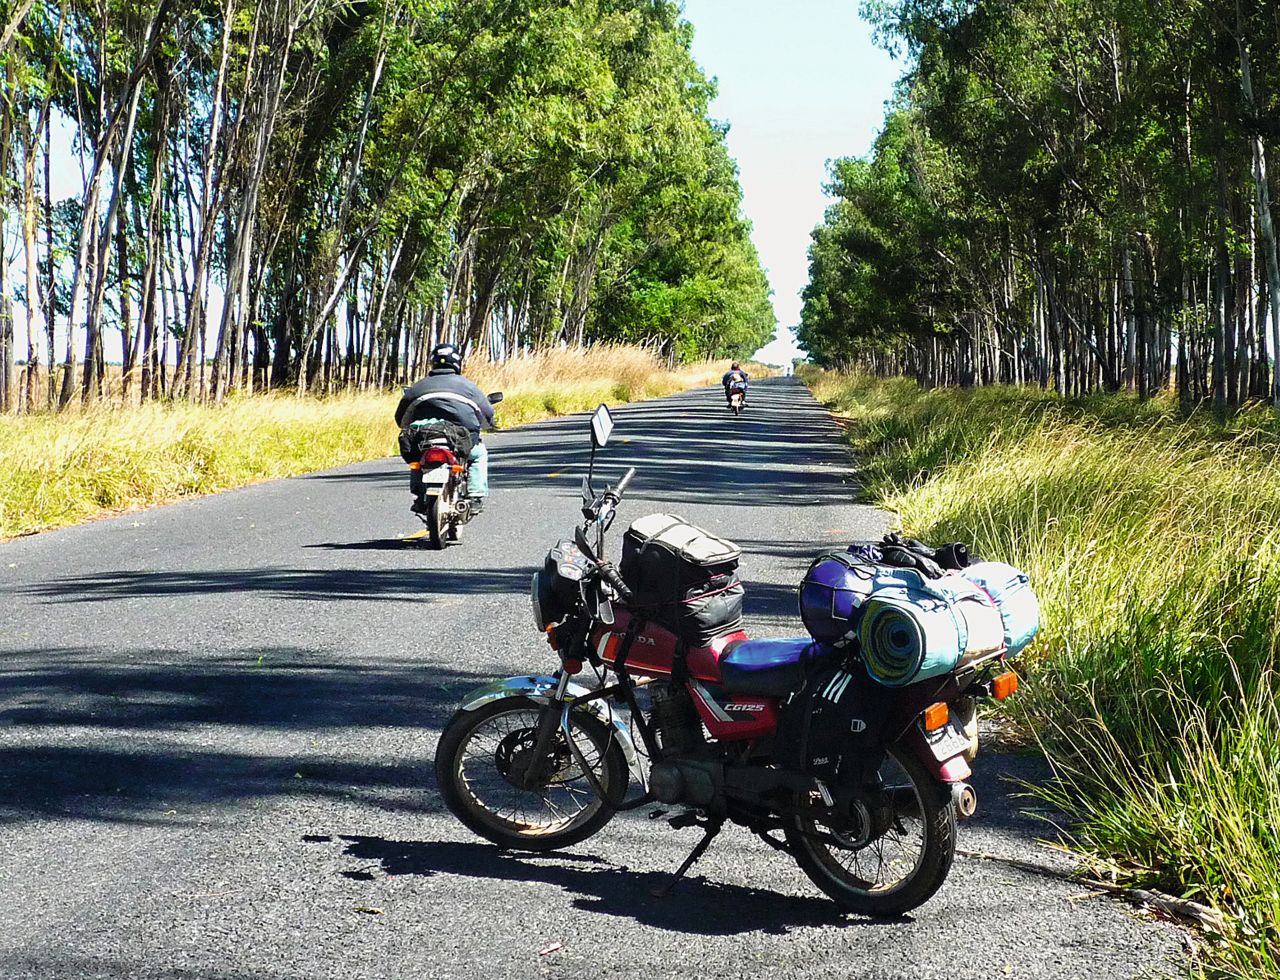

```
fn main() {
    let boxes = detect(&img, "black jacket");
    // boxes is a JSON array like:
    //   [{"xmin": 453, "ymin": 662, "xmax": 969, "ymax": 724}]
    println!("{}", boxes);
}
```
[{"xmin": 395, "ymin": 369, "xmax": 495, "ymax": 434}]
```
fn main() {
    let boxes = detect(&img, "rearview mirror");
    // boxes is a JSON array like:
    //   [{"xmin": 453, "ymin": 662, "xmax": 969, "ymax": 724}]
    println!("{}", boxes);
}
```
[
  {"xmin": 590, "ymin": 404, "xmax": 614, "ymax": 448},
  {"xmin": 488, "ymin": 391, "xmax": 504, "ymax": 404}
]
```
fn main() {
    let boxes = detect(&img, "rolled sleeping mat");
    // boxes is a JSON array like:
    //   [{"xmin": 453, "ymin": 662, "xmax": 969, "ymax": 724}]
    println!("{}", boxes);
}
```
[
  {"xmin": 858, "ymin": 591, "xmax": 966, "ymax": 687},
  {"xmin": 960, "ymin": 561, "xmax": 1040, "ymax": 656}
]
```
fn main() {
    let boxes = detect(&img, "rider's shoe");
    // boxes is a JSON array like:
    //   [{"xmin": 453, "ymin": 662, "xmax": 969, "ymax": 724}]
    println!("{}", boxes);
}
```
[
  {"xmin": 410, "ymin": 497, "xmax": 428, "ymax": 515},
  {"xmin": 470, "ymin": 497, "xmax": 486, "ymax": 515}
]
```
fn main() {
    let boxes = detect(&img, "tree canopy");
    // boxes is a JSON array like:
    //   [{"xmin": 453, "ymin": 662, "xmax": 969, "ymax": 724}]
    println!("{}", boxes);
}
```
[
  {"xmin": 801, "ymin": 0, "xmax": 1280, "ymax": 410},
  {"xmin": 0, "ymin": 0, "xmax": 775, "ymax": 408}
]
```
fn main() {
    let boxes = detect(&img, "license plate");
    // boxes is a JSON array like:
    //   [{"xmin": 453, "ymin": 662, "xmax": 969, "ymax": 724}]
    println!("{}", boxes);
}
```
[{"xmin": 921, "ymin": 715, "xmax": 970, "ymax": 761}]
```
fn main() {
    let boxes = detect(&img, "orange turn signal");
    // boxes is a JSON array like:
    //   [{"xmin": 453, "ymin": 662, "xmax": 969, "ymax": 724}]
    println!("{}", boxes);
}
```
[
  {"xmin": 451, "ymin": 464, "xmax": 464, "ymax": 474},
  {"xmin": 408, "ymin": 462, "xmax": 421, "ymax": 471},
  {"xmin": 923, "ymin": 702, "xmax": 950, "ymax": 732},
  {"xmin": 992, "ymin": 671, "xmax": 1019, "ymax": 700}
]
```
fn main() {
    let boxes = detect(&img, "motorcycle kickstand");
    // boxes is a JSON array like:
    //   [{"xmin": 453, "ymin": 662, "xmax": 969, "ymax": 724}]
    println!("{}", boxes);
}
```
[{"xmin": 650, "ymin": 818, "xmax": 724, "ymax": 899}]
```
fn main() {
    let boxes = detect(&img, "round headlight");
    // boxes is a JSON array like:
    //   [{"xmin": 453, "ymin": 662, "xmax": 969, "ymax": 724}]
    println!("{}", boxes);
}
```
[{"xmin": 530, "ymin": 571, "xmax": 548, "ymax": 632}]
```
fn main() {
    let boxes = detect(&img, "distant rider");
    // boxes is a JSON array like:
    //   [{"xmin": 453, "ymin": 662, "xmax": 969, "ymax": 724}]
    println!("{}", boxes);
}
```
[
  {"xmin": 395, "ymin": 343, "xmax": 496, "ymax": 514},
  {"xmin": 722, "ymin": 362, "xmax": 749, "ymax": 406}
]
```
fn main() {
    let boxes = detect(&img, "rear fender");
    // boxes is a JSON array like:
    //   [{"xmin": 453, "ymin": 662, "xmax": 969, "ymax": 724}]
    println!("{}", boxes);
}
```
[
  {"xmin": 900, "ymin": 720, "xmax": 972, "ymax": 783},
  {"xmin": 459, "ymin": 675, "xmax": 645, "ymax": 788}
]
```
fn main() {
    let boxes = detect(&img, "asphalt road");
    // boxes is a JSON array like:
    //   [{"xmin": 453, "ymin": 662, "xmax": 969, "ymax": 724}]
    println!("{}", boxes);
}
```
[{"xmin": 0, "ymin": 377, "xmax": 1182, "ymax": 980}]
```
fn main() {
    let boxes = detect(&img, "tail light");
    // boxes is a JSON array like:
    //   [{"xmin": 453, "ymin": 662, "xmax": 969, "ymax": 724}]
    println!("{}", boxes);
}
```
[{"xmin": 422, "ymin": 446, "xmax": 456, "ymax": 466}]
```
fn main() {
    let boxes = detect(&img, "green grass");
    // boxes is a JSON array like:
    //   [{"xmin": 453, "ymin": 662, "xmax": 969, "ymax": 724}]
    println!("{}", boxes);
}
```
[
  {"xmin": 0, "ymin": 348, "xmax": 758, "ymax": 539},
  {"xmin": 806, "ymin": 369, "xmax": 1280, "ymax": 978},
  {"xmin": 0, "ymin": 393, "xmax": 400, "ymax": 537}
]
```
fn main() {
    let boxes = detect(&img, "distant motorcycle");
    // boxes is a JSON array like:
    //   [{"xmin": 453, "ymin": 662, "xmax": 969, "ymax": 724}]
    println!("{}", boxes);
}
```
[
  {"xmin": 402, "ymin": 391, "xmax": 502, "ymax": 549},
  {"xmin": 434, "ymin": 403, "xmax": 1026, "ymax": 916}
]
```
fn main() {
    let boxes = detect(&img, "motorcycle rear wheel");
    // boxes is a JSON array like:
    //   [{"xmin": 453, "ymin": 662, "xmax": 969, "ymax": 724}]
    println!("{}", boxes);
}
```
[
  {"xmin": 784, "ymin": 746, "xmax": 955, "ymax": 917},
  {"xmin": 424, "ymin": 496, "xmax": 445, "ymax": 547},
  {"xmin": 435, "ymin": 696, "xmax": 627, "ymax": 852}
]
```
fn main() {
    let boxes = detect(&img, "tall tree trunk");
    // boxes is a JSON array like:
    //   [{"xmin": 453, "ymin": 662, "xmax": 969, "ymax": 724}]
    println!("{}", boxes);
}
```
[
  {"xmin": 1237, "ymin": 11, "xmax": 1280, "ymax": 404},
  {"xmin": 21, "ymin": 113, "xmax": 42, "ymax": 412}
]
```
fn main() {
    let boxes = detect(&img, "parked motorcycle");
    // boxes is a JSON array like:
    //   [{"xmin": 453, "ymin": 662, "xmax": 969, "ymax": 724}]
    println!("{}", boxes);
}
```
[
  {"xmin": 404, "ymin": 391, "xmax": 503, "ymax": 549},
  {"xmin": 435, "ymin": 404, "xmax": 1021, "ymax": 916}
]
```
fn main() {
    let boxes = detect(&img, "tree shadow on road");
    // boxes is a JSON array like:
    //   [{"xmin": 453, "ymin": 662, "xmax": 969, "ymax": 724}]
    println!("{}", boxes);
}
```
[
  {"xmin": 486, "ymin": 378, "xmax": 859, "ymax": 509},
  {"xmin": 328, "ymin": 834, "xmax": 857, "ymax": 936},
  {"xmin": 0, "ymin": 650, "xmax": 490, "ymax": 825},
  {"xmin": 17, "ymin": 565, "xmax": 535, "ymax": 603}
]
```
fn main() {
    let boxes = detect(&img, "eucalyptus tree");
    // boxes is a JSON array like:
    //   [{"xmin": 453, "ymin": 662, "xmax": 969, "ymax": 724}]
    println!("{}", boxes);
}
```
[
  {"xmin": 0, "ymin": 0, "xmax": 773, "ymax": 412},
  {"xmin": 804, "ymin": 0, "xmax": 1280, "ymax": 409}
]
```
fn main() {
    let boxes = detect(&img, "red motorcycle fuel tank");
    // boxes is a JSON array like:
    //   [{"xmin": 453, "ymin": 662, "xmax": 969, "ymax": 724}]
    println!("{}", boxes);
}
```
[
  {"xmin": 591, "ymin": 609, "xmax": 777, "ymax": 741},
  {"xmin": 592, "ymin": 608, "xmax": 746, "ymax": 682}
]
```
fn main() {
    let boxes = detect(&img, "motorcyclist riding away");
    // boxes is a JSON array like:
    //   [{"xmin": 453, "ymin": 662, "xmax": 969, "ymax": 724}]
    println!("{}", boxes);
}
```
[
  {"xmin": 722, "ymin": 362, "xmax": 749, "ymax": 406},
  {"xmin": 395, "ymin": 343, "xmax": 495, "ymax": 514}
]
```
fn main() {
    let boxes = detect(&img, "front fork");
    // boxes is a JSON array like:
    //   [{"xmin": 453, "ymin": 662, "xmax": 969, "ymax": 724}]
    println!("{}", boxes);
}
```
[{"xmin": 518, "ymin": 671, "xmax": 573, "ymax": 790}]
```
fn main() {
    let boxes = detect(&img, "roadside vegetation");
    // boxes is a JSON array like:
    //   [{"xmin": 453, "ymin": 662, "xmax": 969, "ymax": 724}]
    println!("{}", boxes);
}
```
[
  {"xmin": 0, "ymin": 346, "xmax": 749, "ymax": 539},
  {"xmin": 800, "ymin": 0, "xmax": 1280, "ymax": 413},
  {"xmin": 0, "ymin": 1, "xmax": 774, "ymax": 411},
  {"xmin": 807, "ymin": 369, "xmax": 1280, "ymax": 978}
]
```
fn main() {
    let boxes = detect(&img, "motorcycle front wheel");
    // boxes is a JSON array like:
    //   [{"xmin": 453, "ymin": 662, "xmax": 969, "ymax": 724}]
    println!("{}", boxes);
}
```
[
  {"xmin": 435, "ymin": 696, "xmax": 627, "ymax": 852},
  {"xmin": 784, "ymin": 745, "xmax": 955, "ymax": 917}
]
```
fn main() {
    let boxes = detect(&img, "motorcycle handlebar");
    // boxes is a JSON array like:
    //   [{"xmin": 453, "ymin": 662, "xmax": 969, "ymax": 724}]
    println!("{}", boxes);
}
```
[
  {"xmin": 611, "ymin": 467, "xmax": 636, "ymax": 499},
  {"xmin": 599, "ymin": 561, "xmax": 634, "ymax": 603}
]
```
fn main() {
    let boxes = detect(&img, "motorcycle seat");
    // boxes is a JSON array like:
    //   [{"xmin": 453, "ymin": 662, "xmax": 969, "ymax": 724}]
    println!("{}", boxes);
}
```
[{"xmin": 717, "ymin": 637, "xmax": 838, "ymax": 697}]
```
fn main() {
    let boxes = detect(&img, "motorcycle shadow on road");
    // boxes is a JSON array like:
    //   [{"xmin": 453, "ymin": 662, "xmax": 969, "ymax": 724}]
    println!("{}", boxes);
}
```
[{"xmin": 327, "ymin": 834, "xmax": 868, "ymax": 936}]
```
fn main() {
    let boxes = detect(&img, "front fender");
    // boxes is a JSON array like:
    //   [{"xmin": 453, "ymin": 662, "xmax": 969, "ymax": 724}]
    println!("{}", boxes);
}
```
[{"xmin": 458, "ymin": 675, "xmax": 645, "ymax": 789}]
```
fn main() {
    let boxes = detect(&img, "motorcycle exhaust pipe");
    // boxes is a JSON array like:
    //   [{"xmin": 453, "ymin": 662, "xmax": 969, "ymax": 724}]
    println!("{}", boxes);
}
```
[{"xmin": 951, "ymin": 782, "xmax": 978, "ymax": 820}]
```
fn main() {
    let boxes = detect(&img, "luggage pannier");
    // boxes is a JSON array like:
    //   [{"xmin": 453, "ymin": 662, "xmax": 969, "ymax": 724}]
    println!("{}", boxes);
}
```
[
  {"xmin": 398, "ymin": 419, "xmax": 473, "ymax": 464},
  {"xmin": 776, "ymin": 657, "xmax": 890, "ymax": 787},
  {"xmin": 619, "ymin": 513, "xmax": 744, "ymax": 646}
]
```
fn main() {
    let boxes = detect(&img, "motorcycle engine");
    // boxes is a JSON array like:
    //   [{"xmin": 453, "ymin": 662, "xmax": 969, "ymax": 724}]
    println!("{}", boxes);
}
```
[{"xmin": 650, "ymin": 759, "xmax": 722, "ymax": 807}]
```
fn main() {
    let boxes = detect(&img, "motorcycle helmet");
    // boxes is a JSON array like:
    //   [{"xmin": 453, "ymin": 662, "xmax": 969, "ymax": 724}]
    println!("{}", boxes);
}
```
[
  {"xmin": 430, "ymin": 343, "xmax": 462, "ymax": 374},
  {"xmin": 798, "ymin": 551, "xmax": 876, "ymax": 645}
]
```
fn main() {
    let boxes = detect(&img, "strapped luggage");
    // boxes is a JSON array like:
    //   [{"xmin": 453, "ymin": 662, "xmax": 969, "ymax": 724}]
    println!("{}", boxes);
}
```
[
  {"xmin": 800, "ymin": 550, "xmax": 1007, "ymax": 688},
  {"xmin": 397, "ymin": 418, "xmax": 473, "ymax": 464},
  {"xmin": 960, "ymin": 561, "xmax": 1040, "ymax": 656},
  {"xmin": 619, "ymin": 513, "xmax": 744, "ymax": 645}
]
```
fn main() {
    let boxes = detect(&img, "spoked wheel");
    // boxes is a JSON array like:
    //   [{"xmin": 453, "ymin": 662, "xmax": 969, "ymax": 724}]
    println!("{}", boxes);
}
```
[
  {"xmin": 785, "ymin": 746, "xmax": 955, "ymax": 917},
  {"xmin": 435, "ymin": 696, "xmax": 627, "ymax": 851}
]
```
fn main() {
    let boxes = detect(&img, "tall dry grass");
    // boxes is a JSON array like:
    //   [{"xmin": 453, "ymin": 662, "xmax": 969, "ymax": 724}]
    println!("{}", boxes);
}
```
[
  {"xmin": 467, "ymin": 344, "xmax": 737, "ymax": 425},
  {"xmin": 0, "ymin": 346, "xmax": 743, "ymax": 538},
  {"xmin": 807, "ymin": 369, "xmax": 1280, "ymax": 979}
]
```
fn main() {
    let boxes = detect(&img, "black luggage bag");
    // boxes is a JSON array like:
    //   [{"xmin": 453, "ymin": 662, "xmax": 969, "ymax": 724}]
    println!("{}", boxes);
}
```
[
  {"xmin": 619, "ymin": 513, "xmax": 745, "ymax": 646},
  {"xmin": 397, "ymin": 420, "xmax": 473, "ymax": 464}
]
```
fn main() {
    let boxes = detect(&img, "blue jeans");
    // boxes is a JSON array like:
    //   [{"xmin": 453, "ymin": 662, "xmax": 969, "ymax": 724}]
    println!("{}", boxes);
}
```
[{"xmin": 468, "ymin": 440, "xmax": 488, "ymax": 498}]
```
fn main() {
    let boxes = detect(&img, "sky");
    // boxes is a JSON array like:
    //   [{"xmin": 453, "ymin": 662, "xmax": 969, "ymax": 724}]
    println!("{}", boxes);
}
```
[{"xmin": 680, "ymin": 0, "xmax": 902, "ymax": 365}]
